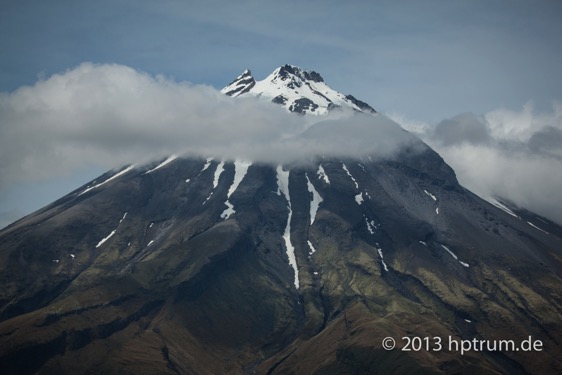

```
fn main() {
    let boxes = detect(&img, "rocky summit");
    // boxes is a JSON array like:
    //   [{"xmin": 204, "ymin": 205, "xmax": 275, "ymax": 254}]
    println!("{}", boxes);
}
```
[{"xmin": 0, "ymin": 66, "xmax": 561, "ymax": 375}]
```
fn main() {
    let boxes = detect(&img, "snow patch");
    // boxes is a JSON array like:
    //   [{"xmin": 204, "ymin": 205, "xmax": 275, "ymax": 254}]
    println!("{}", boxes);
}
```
[
  {"xmin": 355, "ymin": 192, "xmax": 364, "ymax": 205},
  {"xmin": 221, "ymin": 160, "xmax": 252, "ymax": 220},
  {"xmin": 221, "ymin": 201, "xmax": 235, "ymax": 220},
  {"xmin": 419, "ymin": 241, "xmax": 427, "ymax": 246},
  {"xmin": 147, "ymin": 240, "xmax": 154, "ymax": 247},
  {"xmin": 317, "ymin": 165, "xmax": 330, "ymax": 184},
  {"xmin": 365, "ymin": 217, "xmax": 377, "ymax": 234},
  {"xmin": 436, "ymin": 207, "xmax": 439, "ymax": 215},
  {"xmin": 277, "ymin": 165, "xmax": 299, "ymax": 289},
  {"xmin": 119, "ymin": 212, "xmax": 127, "ymax": 223},
  {"xmin": 70, "ymin": 254, "xmax": 75, "ymax": 259},
  {"xmin": 200, "ymin": 157, "xmax": 213, "ymax": 173},
  {"xmin": 305, "ymin": 174, "xmax": 323, "ymax": 225},
  {"xmin": 213, "ymin": 160, "xmax": 225, "ymax": 189},
  {"xmin": 307, "ymin": 240, "xmax": 317, "ymax": 255}
]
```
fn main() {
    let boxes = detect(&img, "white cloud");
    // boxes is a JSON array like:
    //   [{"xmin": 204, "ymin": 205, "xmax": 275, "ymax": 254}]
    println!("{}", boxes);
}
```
[
  {"xmin": 0, "ymin": 62, "xmax": 414, "ymax": 195},
  {"xmin": 4, "ymin": 62, "xmax": 559, "ymax": 227},
  {"xmin": 391, "ymin": 103, "xmax": 562, "ymax": 225}
]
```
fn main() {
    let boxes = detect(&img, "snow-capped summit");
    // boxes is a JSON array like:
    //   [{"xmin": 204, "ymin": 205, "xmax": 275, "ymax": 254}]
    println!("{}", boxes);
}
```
[{"xmin": 221, "ymin": 64, "xmax": 376, "ymax": 115}]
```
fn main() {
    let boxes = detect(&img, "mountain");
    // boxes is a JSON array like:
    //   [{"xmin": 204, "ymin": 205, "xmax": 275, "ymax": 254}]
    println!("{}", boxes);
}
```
[
  {"xmin": 221, "ymin": 64, "xmax": 376, "ymax": 115},
  {"xmin": 1, "ymin": 66, "xmax": 562, "ymax": 375}
]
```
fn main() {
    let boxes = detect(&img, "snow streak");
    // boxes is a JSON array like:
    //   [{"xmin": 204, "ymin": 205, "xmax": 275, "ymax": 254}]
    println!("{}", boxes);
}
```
[
  {"xmin": 79, "ymin": 164, "xmax": 135, "ymax": 196},
  {"xmin": 424, "ymin": 190, "xmax": 437, "ymax": 201},
  {"xmin": 527, "ymin": 221, "xmax": 549, "ymax": 234},
  {"xmin": 377, "ymin": 247, "xmax": 389, "ymax": 272},
  {"xmin": 95, "ymin": 211, "xmax": 128, "ymax": 248},
  {"xmin": 305, "ymin": 173, "xmax": 323, "ymax": 225},
  {"xmin": 490, "ymin": 199, "xmax": 519, "ymax": 218},
  {"xmin": 221, "ymin": 160, "xmax": 252, "ymax": 220},
  {"xmin": 441, "ymin": 244, "xmax": 469, "ymax": 267},
  {"xmin": 365, "ymin": 217, "xmax": 376, "ymax": 234},
  {"xmin": 203, "ymin": 160, "xmax": 225, "ymax": 205},
  {"xmin": 277, "ymin": 165, "xmax": 299, "ymax": 289},
  {"xmin": 213, "ymin": 160, "xmax": 225, "ymax": 189},
  {"xmin": 96, "ymin": 230, "xmax": 116, "ymax": 248},
  {"xmin": 342, "ymin": 163, "xmax": 359, "ymax": 189},
  {"xmin": 145, "ymin": 155, "xmax": 177, "ymax": 174}
]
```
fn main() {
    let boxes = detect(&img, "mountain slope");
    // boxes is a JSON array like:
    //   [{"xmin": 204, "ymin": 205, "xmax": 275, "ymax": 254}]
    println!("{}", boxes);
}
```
[{"xmin": 0, "ymin": 66, "xmax": 561, "ymax": 375}]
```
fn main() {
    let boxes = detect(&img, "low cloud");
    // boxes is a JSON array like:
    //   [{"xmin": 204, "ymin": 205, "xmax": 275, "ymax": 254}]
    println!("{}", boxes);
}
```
[
  {"xmin": 393, "ymin": 103, "xmax": 562, "ymax": 225},
  {"xmin": 2, "ymin": 63, "xmax": 560, "ymax": 227},
  {"xmin": 0, "ymin": 62, "xmax": 414, "ymax": 195}
]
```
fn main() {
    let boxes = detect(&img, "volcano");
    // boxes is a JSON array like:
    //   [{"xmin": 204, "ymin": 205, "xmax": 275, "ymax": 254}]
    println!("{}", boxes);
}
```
[{"xmin": 0, "ymin": 65, "xmax": 561, "ymax": 375}]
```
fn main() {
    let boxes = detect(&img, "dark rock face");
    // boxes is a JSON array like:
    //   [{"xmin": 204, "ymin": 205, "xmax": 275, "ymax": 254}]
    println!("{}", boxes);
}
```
[
  {"xmin": 289, "ymin": 97, "xmax": 319, "ymax": 114},
  {"xmin": 277, "ymin": 64, "xmax": 324, "ymax": 83},
  {"xmin": 1, "ymin": 143, "xmax": 561, "ymax": 374},
  {"xmin": 345, "ymin": 94, "xmax": 377, "ymax": 113},
  {"xmin": 272, "ymin": 95, "xmax": 288, "ymax": 105}
]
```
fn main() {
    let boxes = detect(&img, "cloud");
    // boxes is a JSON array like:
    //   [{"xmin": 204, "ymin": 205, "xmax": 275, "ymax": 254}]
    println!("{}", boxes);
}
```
[
  {"xmin": 430, "ymin": 113, "xmax": 492, "ymax": 146},
  {"xmin": 1, "ymin": 62, "xmax": 560, "ymax": 228},
  {"xmin": 0, "ymin": 62, "xmax": 414, "ymax": 194},
  {"xmin": 392, "ymin": 103, "xmax": 562, "ymax": 225}
]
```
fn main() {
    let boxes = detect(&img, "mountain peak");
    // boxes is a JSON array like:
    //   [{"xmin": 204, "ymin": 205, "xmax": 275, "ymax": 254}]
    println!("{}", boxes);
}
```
[
  {"xmin": 221, "ymin": 64, "xmax": 376, "ymax": 115},
  {"xmin": 221, "ymin": 69, "xmax": 256, "ymax": 97}
]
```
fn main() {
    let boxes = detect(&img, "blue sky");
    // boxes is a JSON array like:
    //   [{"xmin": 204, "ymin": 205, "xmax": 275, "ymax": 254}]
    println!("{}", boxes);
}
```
[
  {"xmin": 2, "ymin": 0, "xmax": 561, "ymax": 120},
  {"xmin": 1, "ymin": 0, "xmax": 562, "ymax": 227}
]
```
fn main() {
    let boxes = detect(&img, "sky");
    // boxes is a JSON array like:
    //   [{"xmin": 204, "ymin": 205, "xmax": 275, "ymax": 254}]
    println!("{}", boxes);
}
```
[{"xmin": 1, "ymin": 0, "xmax": 562, "ymax": 228}]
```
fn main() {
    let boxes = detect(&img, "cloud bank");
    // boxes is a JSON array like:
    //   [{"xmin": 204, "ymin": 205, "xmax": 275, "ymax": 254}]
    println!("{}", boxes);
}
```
[
  {"xmin": 393, "ymin": 103, "xmax": 562, "ymax": 225},
  {"xmin": 0, "ymin": 62, "xmax": 414, "ymax": 192},
  {"xmin": 3, "ymin": 63, "xmax": 559, "ymax": 227}
]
